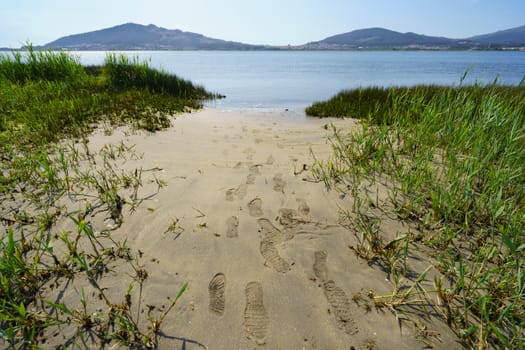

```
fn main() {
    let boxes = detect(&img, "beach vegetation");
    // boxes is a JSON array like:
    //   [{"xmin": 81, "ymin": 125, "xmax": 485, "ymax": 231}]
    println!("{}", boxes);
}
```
[
  {"xmin": 307, "ymin": 83, "xmax": 525, "ymax": 349},
  {"xmin": 0, "ymin": 47, "xmax": 216, "ymax": 348}
]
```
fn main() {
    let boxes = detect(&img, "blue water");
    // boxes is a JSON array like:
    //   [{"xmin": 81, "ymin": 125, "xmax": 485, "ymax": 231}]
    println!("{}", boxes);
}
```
[{"xmin": 75, "ymin": 50, "xmax": 525, "ymax": 110}]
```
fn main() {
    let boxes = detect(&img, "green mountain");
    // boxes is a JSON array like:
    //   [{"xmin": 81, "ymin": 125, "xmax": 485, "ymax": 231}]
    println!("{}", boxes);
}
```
[
  {"xmin": 468, "ymin": 25, "xmax": 525, "ymax": 46},
  {"xmin": 43, "ymin": 23, "xmax": 261, "ymax": 50},
  {"xmin": 38, "ymin": 23, "xmax": 525, "ymax": 51},
  {"xmin": 304, "ymin": 26, "xmax": 525, "ymax": 49},
  {"xmin": 306, "ymin": 27, "xmax": 458, "ymax": 49}
]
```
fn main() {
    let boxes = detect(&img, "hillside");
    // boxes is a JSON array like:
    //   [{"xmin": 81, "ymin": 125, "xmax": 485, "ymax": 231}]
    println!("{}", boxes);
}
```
[
  {"xmin": 468, "ymin": 25, "xmax": 525, "ymax": 46},
  {"xmin": 306, "ymin": 27, "xmax": 459, "ymax": 49},
  {"xmin": 44, "ymin": 23, "xmax": 261, "ymax": 50},
  {"xmin": 304, "ymin": 26, "xmax": 525, "ymax": 50},
  {"xmin": 36, "ymin": 23, "xmax": 525, "ymax": 51}
]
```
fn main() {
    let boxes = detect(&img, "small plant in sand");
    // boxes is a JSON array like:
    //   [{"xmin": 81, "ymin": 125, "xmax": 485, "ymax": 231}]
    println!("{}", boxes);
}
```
[{"xmin": 0, "ymin": 140, "xmax": 189, "ymax": 348}]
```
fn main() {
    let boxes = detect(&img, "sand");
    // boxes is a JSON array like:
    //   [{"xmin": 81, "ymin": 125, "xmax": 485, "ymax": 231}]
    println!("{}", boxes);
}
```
[{"xmin": 53, "ymin": 108, "xmax": 460, "ymax": 349}]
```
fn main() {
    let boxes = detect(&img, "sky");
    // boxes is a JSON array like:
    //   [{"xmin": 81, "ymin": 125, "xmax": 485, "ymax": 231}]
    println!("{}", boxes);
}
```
[{"xmin": 1, "ymin": 0, "xmax": 524, "ymax": 48}]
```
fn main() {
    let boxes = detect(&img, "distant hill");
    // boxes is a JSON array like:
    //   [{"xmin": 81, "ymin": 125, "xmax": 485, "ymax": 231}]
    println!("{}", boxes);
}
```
[
  {"xmin": 468, "ymin": 25, "xmax": 525, "ymax": 46},
  {"xmin": 305, "ymin": 27, "xmax": 459, "ymax": 49},
  {"xmin": 303, "ymin": 26, "xmax": 525, "ymax": 50},
  {"xmin": 43, "ymin": 23, "xmax": 261, "ymax": 50},
  {"xmin": 30, "ymin": 23, "xmax": 525, "ymax": 51}
]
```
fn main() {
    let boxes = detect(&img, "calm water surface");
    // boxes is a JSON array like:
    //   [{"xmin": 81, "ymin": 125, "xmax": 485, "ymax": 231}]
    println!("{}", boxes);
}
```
[{"xmin": 75, "ymin": 50, "xmax": 525, "ymax": 110}]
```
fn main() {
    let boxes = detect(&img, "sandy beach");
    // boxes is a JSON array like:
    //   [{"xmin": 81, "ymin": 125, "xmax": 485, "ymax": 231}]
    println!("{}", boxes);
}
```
[{"xmin": 49, "ymin": 108, "xmax": 460, "ymax": 349}]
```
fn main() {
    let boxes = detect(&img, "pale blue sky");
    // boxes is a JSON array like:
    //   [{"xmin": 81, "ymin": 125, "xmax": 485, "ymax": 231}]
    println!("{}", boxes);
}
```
[{"xmin": 1, "ymin": 0, "xmax": 524, "ymax": 47}]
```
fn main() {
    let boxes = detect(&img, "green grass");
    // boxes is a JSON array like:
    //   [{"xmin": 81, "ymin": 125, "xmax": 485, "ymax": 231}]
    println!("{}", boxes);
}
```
[
  {"xmin": 307, "ymin": 83, "xmax": 525, "ymax": 348},
  {"xmin": 0, "ymin": 48, "xmax": 215, "ymax": 348},
  {"xmin": 104, "ymin": 53, "xmax": 212, "ymax": 99},
  {"xmin": 0, "ymin": 44, "xmax": 87, "ymax": 84},
  {"xmin": 0, "ymin": 46, "xmax": 220, "ymax": 149}
]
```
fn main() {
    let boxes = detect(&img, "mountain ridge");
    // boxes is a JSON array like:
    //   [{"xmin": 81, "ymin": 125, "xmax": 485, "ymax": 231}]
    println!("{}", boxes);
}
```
[
  {"xmin": 306, "ymin": 27, "xmax": 457, "ymax": 48},
  {"xmin": 43, "ymin": 23, "xmax": 262, "ymax": 50},
  {"xmin": 468, "ymin": 25, "xmax": 525, "ymax": 46},
  {"xmin": 32, "ymin": 23, "xmax": 525, "ymax": 51},
  {"xmin": 305, "ymin": 26, "xmax": 525, "ymax": 49}
]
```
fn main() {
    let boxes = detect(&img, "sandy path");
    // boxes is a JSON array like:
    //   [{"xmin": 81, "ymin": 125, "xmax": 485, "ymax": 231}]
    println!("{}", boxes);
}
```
[{"xmin": 80, "ymin": 109, "xmax": 458, "ymax": 349}]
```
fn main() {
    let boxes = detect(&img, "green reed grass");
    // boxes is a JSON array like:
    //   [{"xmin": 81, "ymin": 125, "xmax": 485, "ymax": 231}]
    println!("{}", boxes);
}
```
[
  {"xmin": 307, "ymin": 83, "xmax": 525, "ymax": 348},
  {"xmin": 0, "ymin": 47, "xmax": 220, "ymax": 148},
  {"xmin": 104, "ymin": 53, "xmax": 217, "ymax": 100},
  {"xmin": 0, "ymin": 44, "xmax": 86, "ymax": 84}
]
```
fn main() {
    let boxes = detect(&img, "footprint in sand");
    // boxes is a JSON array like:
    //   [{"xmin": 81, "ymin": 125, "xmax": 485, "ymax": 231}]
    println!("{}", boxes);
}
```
[
  {"xmin": 260, "ymin": 239, "xmax": 290, "ymax": 273},
  {"xmin": 311, "ymin": 251, "xmax": 358, "ymax": 334},
  {"xmin": 258, "ymin": 218, "xmax": 293, "ymax": 243},
  {"xmin": 323, "ymin": 280, "xmax": 358, "ymax": 335},
  {"xmin": 272, "ymin": 173, "xmax": 286, "ymax": 193},
  {"xmin": 258, "ymin": 218, "xmax": 291, "ymax": 273},
  {"xmin": 249, "ymin": 164, "xmax": 261, "ymax": 175},
  {"xmin": 246, "ymin": 164, "xmax": 261, "ymax": 184},
  {"xmin": 313, "ymin": 250, "xmax": 328, "ymax": 282},
  {"xmin": 243, "ymin": 282, "xmax": 270, "ymax": 345},
  {"xmin": 248, "ymin": 198, "xmax": 263, "ymax": 217},
  {"xmin": 209, "ymin": 273, "xmax": 226, "ymax": 315},
  {"xmin": 266, "ymin": 155, "xmax": 275, "ymax": 165},
  {"xmin": 225, "ymin": 184, "xmax": 248, "ymax": 201},
  {"xmin": 236, "ymin": 184, "xmax": 247, "ymax": 199},
  {"xmin": 297, "ymin": 198, "xmax": 310, "ymax": 218},
  {"xmin": 225, "ymin": 188, "xmax": 236, "ymax": 201},
  {"xmin": 243, "ymin": 148, "xmax": 255, "ymax": 161},
  {"xmin": 277, "ymin": 202, "xmax": 335, "ymax": 234},
  {"xmin": 226, "ymin": 216, "xmax": 239, "ymax": 238},
  {"xmin": 277, "ymin": 208, "xmax": 301, "ymax": 227},
  {"xmin": 246, "ymin": 174, "xmax": 256, "ymax": 184}
]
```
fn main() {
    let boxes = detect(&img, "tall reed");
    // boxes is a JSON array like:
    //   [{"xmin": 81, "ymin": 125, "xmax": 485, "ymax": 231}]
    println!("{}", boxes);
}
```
[
  {"xmin": 0, "ymin": 44, "xmax": 86, "ymax": 83},
  {"xmin": 104, "ymin": 53, "xmax": 215, "ymax": 99}
]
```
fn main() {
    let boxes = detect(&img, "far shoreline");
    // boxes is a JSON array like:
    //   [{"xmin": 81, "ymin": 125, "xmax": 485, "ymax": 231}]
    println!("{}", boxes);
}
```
[{"xmin": 3, "ymin": 46, "xmax": 525, "ymax": 52}]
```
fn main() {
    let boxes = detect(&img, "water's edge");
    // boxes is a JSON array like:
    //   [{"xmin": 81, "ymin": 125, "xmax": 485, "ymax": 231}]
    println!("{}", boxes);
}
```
[{"xmin": 74, "ymin": 50, "xmax": 525, "ymax": 109}]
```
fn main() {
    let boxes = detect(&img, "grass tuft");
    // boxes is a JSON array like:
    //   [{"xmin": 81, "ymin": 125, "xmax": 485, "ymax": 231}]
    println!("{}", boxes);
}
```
[{"xmin": 104, "ymin": 53, "xmax": 215, "ymax": 100}]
